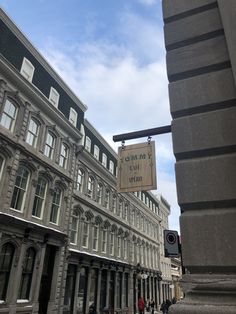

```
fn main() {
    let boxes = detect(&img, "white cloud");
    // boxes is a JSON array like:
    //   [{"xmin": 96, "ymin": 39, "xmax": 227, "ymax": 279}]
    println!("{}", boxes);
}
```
[
  {"xmin": 137, "ymin": 0, "xmax": 157, "ymax": 6},
  {"xmin": 40, "ymin": 10, "xmax": 180, "ymax": 232}
]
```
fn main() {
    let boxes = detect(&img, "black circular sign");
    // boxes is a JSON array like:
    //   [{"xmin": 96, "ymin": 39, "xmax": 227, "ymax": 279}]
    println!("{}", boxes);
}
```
[{"xmin": 166, "ymin": 232, "xmax": 177, "ymax": 245}]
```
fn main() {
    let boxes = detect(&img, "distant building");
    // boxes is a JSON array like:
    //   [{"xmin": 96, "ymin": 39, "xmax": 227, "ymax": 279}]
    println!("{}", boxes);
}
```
[
  {"xmin": 170, "ymin": 257, "xmax": 183, "ymax": 301},
  {"xmin": 0, "ymin": 8, "xmax": 172, "ymax": 314},
  {"xmin": 158, "ymin": 195, "xmax": 172, "ymax": 301}
]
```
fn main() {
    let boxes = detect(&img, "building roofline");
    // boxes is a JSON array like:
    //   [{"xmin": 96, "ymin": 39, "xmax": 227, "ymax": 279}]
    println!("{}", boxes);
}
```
[{"xmin": 0, "ymin": 7, "xmax": 87, "ymax": 113}]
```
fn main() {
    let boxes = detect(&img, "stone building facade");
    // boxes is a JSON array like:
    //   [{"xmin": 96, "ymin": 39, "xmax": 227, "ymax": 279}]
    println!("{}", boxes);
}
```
[
  {"xmin": 163, "ymin": 0, "xmax": 236, "ymax": 313},
  {"xmin": 0, "ymin": 8, "xmax": 171, "ymax": 314}
]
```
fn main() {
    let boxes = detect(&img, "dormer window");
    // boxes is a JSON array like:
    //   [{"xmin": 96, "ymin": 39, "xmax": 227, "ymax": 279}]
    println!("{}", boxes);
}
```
[
  {"xmin": 20, "ymin": 57, "xmax": 35, "ymax": 82},
  {"xmin": 85, "ymin": 136, "xmax": 91, "ymax": 152},
  {"xmin": 109, "ymin": 160, "xmax": 114, "ymax": 174},
  {"xmin": 49, "ymin": 87, "xmax": 60, "ymax": 108},
  {"xmin": 102, "ymin": 153, "xmax": 107, "ymax": 167},
  {"xmin": 94, "ymin": 145, "xmax": 99, "ymax": 160},
  {"xmin": 69, "ymin": 107, "xmax": 78, "ymax": 127}
]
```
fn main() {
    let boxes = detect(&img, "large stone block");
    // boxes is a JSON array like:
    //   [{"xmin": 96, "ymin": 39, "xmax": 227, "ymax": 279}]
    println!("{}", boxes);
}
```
[
  {"xmin": 167, "ymin": 36, "xmax": 229, "ymax": 79},
  {"xmin": 164, "ymin": 8, "xmax": 222, "ymax": 48},
  {"xmin": 175, "ymin": 154, "xmax": 236, "ymax": 205},
  {"xmin": 169, "ymin": 68, "xmax": 236, "ymax": 115},
  {"xmin": 180, "ymin": 208, "xmax": 236, "ymax": 268},
  {"xmin": 218, "ymin": 0, "xmax": 236, "ymax": 86},
  {"xmin": 172, "ymin": 107, "xmax": 236, "ymax": 155},
  {"xmin": 162, "ymin": 0, "xmax": 216, "ymax": 20}
]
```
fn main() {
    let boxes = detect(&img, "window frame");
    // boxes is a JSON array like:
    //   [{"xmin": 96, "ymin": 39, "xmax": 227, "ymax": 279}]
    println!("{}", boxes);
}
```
[
  {"xmin": 93, "ymin": 145, "xmax": 100, "ymax": 160},
  {"xmin": 10, "ymin": 165, "xmax": 30, "ymax": 212},
  {"xmin": 49, "ymin": 187, "xmax": 62, "ymax": 225},
  {"xmin": 76, "ymin": 168, "xmax": 84, "ymax": 192},
  {"xmin": 26, "ymin": 118, "xmax": 40, "ymax": 148},
  {"xmin": 0, "ymin": 242, "xmax": 15, "ymax": 301},
  {"xmin": 101, "ymin": 229, "xmax": 107, "ymax": 253},
  {"xmin": 0, "ymin": 98, "xmax": 18, "ymax": 132},
  {"xmin": 70, "ymin": 210, "xmax": 79, "ymax": 245},
  {"xmin": 69, "ymin": 107, "xmax": 78, "ymax": 127},
  {"xmin": 87, "ymin": 176, "xmax": 94, "ymax": 198},
  {"xmin": 82, "ymin": 218, "xmax": 89, "ymax": 248},
  {"xmin": 20, "ymin": 57, "xmax": 35, "ymax": 82},
  {"xmin": 59, "ymin": 143, "xmax": 69, "ymax": 169},
  {"xmin": 44, "ymin": 131, "xmax": 56, "ymax": 160},
  {"xmin": 85, "ymin": 136, "xmax": 91, "ymax": 152},
  {"xmin": 49, "ymin": 87, "xmax": 60, "ymax": 108},
  {"xmin": 109, "ymin": 160, "xmax": 114, "ymax": 174},
  {"xmin": 92, "ymin": 224, "xmax": 99, "ymax": 251},
  {"xmin": 102, "ymin": 153, "xmax": 107, "ymax": 167},
  {"xmin": 18, "ymin": 247, "xmax": 36, "ymax": 300},
  {"xmin": 32, "ymin": 176, "xmax": 47, "ymax": 219}
]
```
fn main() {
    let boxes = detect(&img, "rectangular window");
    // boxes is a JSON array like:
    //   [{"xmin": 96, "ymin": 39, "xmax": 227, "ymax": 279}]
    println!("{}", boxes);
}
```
[
  {"xmin": 20, "ymin": 57, "xmax": 34, "ymax": 82},
  {"xmin": 124, "ymin": 239, "xmax": 127, "ymax": 259},
  {"xmin": 110, "ymin": 233, "xmax": 114, "ymax": 256},
  {"xmin": 102, "ymin": 153, "xmax": 107, "ymax": 167},
  {"xmin": 59, "ymin": 144, "xmax": 68, "ymax": 169},
  {"xmin": 93, "ymin": 224, "xmax": 99, "ymax": 251},
  {"xmin": 11, "ymin": 166, "xmax": 29, "ymax": 212},
  {"xmin": 94, "ymin": 145, "xmax": 99, "ymax": 160},
  {"xmin": 26, "ymin": 118, "xmax": 39, "ymax": 147},
  {"xmin": 0, "ymin": 99, "xmax": 17, "ymax": 132},
  {"xmin": 109, "ymin": 160, "xmax": 114, "ymax": 174},
  {"xmin": 69, "ymin": 107, "xmax": 78, "ymax": 127},
  {"xmin": 49, "ymin": 188, "xmax": 61, "ymax": 224},
  {"xmin": 85, "ymin": 136, "xmax": 91, "ymax": 152},
  {"xmin": 71, "ymin": 213, "xmax": 79, "ymax": 244},
  {"xmin": 32, "ymin": 177, "xmax": 47, "ymax": 218},
  {"xmin": 117, "ymin": 237, "xmax": 121, "ymax": 258},
  {"xmin": 49, "ymin": 87, "xmax": 60, "ymax": 107},
  {"xmin": 104, "ymin": 189, "xmax": 110, "ymax": 209},
  {"xmin": 82, "ymin": 219, "xmax": 89, "ymax": 248},
  {"xmin": 101, "ymin": 229, "xmax": 107, "ymax": 253},
  {"xmin": 44, "ymin": 132, "xmax": 55, "ymax": 159}
]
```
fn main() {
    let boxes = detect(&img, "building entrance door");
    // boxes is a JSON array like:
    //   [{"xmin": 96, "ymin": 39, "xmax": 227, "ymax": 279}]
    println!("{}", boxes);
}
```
[{"xmin": 38, "ymin": 245, "xmax": 56, "ymax": 314}]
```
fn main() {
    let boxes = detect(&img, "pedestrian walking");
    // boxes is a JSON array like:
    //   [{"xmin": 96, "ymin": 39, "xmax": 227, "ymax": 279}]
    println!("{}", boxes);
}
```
[
  {"xmin": 149, "ymin": 299, "xmax": 155, "ymax": 314},
  {"xmin": 160, "ymin": 300, "xmax": 168, "ymax": 314},
  {"xmin": 138, "ymin": 297, "xmax": 145, "ymax": 314}
]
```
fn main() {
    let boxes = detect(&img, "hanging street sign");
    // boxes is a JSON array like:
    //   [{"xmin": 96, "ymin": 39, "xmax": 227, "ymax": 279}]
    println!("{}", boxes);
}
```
[
  {"xmin": 164, "ymin": 230, "xmax": 180, "ymax": 258},
  {"xmin": 117, "ymin": 141, "xmax": 157, "ymax": 193}
]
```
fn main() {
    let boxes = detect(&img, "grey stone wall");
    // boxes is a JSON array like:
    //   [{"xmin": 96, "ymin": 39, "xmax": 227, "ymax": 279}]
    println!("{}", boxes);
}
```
[{"xmin": 163, "ymin": 0, "xmax": 236, "ymax": 313}]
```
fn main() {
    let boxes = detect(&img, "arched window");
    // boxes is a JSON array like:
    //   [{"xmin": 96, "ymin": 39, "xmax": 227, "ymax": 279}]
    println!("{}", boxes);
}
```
[
  {"xmin": 92, "ymin": 224, "xmax": 99, "ymax": 251},
  {"xmin": 32, "ymin": 177, "xmax": 47, "ymax": 218},
  {"xmin": 0, "ymin": 99, "xmax": 18, "ymax": 132},
  {"xmin": 26, "ymin": 118, "xmax": 39, "ymax": 147},
  {"xmin": 0, "ymin": 243, "xmax": 15, "ymax": 300},
  {"xmin": 0, "ymin": 155, "xmax": 4, "ymax": 181},
  {"xmin": 87, "ymin": 176, "xmax": 94, "ymax": 198},
  {"xmin": 117, "ymin": 236, "xmax": 121, "ymax": 258},
  {"xmin": 44, "ymin": 132, "xmax": 55, "ymax": 159},
  {"xmin": 18, "ymin": 247, "xmax": 36, "ymax": 300},
  {"xmin": 112, "ymin": 195, "xmax": 116, "ymax": 213},
  {"xmin": 110, "ymin": 232, "xmax": 114, "ymax": 256},
  {"xmin": 118, "ymin": 199, "xmax": 123, "ymax": 217},
  {"xmin": 71, "ymin": 210, "xmax": 79, "ymax": 244},
  {"xmin": 124, "ymin": 203, "xmax": 128, "ymax": 221},
  {"xmin": 96, "ymin": 183, "xmax": 103, "ymax": 204},
  {"xmin": 101, "ymin": 229, "xmax": 107, "ymax": 253},
  {"xmin": 82, "ymin": 218, "xmax": 89, "ymax": 248},
  {"xmin": 104, "ymin": 189, "xmax": 110, "ymax": 209},
  {"xmin": 50, "ymin": 188, "xmax": 62, "ymax": 224},
  {"xmin": 77, "ymin": 169, "xmax": 84, "ymax": 192},
  {"xmin": 59, "ymin": 143, "xmax": 69, "ymax": 169},
  {"xmin": 11, "ymin": 166, "xmax": 29, "ymax": 211}
]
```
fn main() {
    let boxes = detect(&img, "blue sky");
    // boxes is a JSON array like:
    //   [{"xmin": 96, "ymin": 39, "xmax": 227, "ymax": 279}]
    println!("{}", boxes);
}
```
[{"xmin": 0, "ymin": 0, "xmax": 180, "ymax": 232}]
